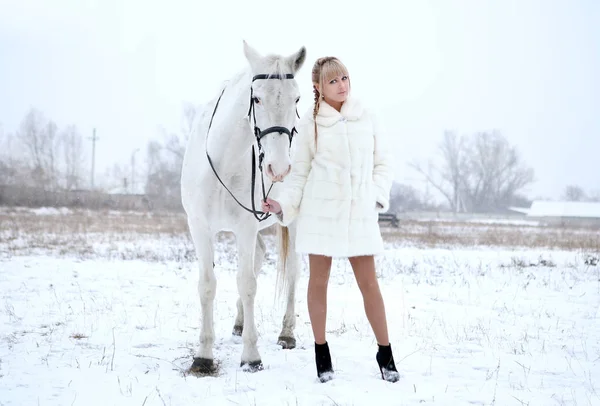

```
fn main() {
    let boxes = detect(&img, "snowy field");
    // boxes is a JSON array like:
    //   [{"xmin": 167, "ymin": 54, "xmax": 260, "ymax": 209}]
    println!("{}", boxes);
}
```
[{"xmin": 1, "ymin": 207, "xmax": 599, "ymax": 406}]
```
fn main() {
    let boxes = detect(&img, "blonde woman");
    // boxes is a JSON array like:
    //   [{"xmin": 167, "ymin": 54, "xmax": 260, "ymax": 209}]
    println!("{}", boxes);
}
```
[{"xmin": 262, "ymin": 56, "xmax": 399, "ymax": 383}]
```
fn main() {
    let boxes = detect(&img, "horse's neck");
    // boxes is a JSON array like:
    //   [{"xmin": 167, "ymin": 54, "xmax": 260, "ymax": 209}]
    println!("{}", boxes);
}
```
[
  {"xmin": 206, "ymin": 69, "xmax": 254, "ymax": 160},
  {"xmin": 203, "ymin": 68, "xmax": 276, "ymax": 202}
]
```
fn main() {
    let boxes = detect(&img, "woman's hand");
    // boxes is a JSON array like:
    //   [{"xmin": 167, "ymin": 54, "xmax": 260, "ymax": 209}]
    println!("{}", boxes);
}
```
[{"xmin": 262, "ymin": 197, "xmax": 282, "ymax": 214}]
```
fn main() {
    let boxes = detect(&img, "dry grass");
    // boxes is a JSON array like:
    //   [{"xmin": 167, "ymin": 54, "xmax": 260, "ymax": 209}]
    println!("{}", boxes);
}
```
[
  {"xmin": 0, "ymin": 208, "xmax": 194, "ymax": 261},
  {"xmin": 1, "ymin": 207, "xmax": 599, "ymax": 261},
  {"xmin": 381, "ymin": 219, "xmax": 600, "ymax": 251},
  {"xmin": 0, "ymin": 207, "xmax": 187, "ymax": 235}
]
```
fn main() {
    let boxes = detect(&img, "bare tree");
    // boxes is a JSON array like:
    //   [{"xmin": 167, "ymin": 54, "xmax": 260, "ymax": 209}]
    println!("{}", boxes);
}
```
[
  {"xmin": 60, "ymin": 125, "xmax": 86, "ymax": 190},
  {"xmin": 144, "ymin": 139, "xmax": 182, "ymax": 208},
  {"xmin": 160, "ymin": 102, "xmax": 197, "ymax": 161},
  {"xmin": 45, "ymin": 120, "xmax": 59, "ymax": 189},
  {"xmin": 588, "ymin": 190, "xmax": 600, "ymax": 202},
  {"xmin": 389, "ymin": 182, "xmax": 442, "ymax": 213},
  {"xmin": 562, "ymin": 185, "xmax": 586, "ymax": 201},
  {"xmin": 16, "ymin": 108, "xmax": 61, "ymax": 191},
  {"xmin": 143, "ymin": 104, "xmax": 198, "ymax": 210},
  {"xmin": 0, "ymin": 125, "xmax": 21, "ymax": 185},
  {"xmin": 145, "ymin": 140, "xmax": 163, "ymax": 182},
  {"xmin": 102, "ymin": 162, "xmax": 130, "ymax": 192},
  {"xmin": 462, "ymin": 131, "xmax": 534, "ymax": 211},
  {"xmin": 411, "ymin": 130, "xmax": 534, "ymax": 213},
  {"xmin": 17, "ymin": 109, "xmax": 44, "ymax": 184},
  {"xmin": 410, "ymin": 131, "xmax": 467, "ymax": 212},
  {"xmin": 0, "ymin": 125, "xmax": 11, "ymax": 184},
  {"xmin": 162, "ymin": 131, "xmax": 186, "ymax": 161}
]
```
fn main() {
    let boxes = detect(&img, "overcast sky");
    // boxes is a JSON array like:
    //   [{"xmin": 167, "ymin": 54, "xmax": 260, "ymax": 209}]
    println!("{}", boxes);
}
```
[{"xmin": 1, "ymin": 0, "xmax": 598, "ymax": 200}]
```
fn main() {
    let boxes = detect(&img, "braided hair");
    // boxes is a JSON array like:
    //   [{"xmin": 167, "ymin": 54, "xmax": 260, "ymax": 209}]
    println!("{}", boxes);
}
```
[{"xmin": 311, "ymin": 56, "xmax": 350, "ymax": 148}]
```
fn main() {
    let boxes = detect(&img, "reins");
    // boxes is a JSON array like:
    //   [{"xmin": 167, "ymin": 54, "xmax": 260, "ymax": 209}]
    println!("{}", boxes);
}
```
[{"xmin": 205, "ymin": 73, "xmax": 299, "ymax": 221}]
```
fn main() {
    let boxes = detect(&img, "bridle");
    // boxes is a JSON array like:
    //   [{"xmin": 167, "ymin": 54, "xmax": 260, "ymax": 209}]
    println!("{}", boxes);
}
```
[{"xmin": 205, "ymin": 73, "xmax": 299, "ymax": 222}]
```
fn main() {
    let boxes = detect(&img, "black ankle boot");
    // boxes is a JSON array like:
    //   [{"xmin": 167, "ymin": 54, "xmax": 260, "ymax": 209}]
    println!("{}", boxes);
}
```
[
  {"xmin": 376, "ymin": 344, "xmax": 400, "ymax": 382},
  {"xmin": 315, "ymin": 342, "xmax": 334, "ymax": 382}
]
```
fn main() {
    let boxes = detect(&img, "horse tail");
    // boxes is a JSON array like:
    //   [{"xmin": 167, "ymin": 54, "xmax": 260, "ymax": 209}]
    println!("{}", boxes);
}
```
[{"xmin": 275, "ymin": 224, "xmax": 290, "ymax": 300}]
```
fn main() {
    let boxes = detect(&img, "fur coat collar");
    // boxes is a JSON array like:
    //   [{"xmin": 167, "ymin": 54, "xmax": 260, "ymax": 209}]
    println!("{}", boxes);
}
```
[{"xmin": 309, "ymin": 95, "xmax": 365, "ymax": 127}]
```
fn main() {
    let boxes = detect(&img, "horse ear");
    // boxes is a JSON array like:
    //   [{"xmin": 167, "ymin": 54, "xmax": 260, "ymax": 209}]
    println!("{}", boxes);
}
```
[
  {"xmin": 243, "ymin": 40, "xmax": 262, "ymax": 71},
  {"xmin": 287, "ymin": 46, "xmax": 307, "ymax": 74}
]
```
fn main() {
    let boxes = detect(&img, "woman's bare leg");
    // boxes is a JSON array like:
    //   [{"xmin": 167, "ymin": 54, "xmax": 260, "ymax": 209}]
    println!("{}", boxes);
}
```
[
  {"xmin": 307, "ymin": 254, "xmax": 332, "ymax": 344},
  {"xmin": 348, "ymin": 255, "xmax": 389, "ymax": 345},
  {"xmin": 349, "ymin": 255, "xmax": 399, "ymax": 382}
]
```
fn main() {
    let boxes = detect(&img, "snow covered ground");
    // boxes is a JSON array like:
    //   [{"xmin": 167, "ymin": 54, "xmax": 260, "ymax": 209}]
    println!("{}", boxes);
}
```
[{"xmin": 1, "ymin": 208, "xmax": 599, "ymax": 405}]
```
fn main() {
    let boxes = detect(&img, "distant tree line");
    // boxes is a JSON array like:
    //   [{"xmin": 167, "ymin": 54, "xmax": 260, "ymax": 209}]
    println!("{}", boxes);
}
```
[
  {"xmin": 0, "ymin": 104, "xmax": 198, "ymax": 210},
  {"xmin": 5, "ymin": 106, "xmax": 592, "ymax": 213},
  {"xmin": 561, "ymin": 185, "xmax": 600, "ymax": 202},
  {"xmin": 141, "ymin": 102, "xmax": 197, "ymax": 210},
  {"xmin": 0, "ymin": 108, "xmax": 86, "ymax": 192}
]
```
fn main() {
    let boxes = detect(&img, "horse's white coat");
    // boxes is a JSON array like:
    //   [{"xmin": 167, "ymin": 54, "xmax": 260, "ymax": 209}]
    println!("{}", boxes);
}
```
[{"xmin": 180, "ymin": 41, "xmax": 306, "ymax": 370}]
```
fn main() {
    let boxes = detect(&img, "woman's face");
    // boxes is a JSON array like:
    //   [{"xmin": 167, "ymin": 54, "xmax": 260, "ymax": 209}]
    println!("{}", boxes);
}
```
[{"xmin": 319, "ymin": 74, "xmax": 350, "ymax": 104}]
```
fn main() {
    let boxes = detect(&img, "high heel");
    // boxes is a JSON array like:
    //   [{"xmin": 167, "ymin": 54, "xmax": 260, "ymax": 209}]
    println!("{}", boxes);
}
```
[
  {"xmin": 376, "ymin": 344, "xmax": 400, "ymax": 382},
  {"xmin": 315, "ymin": 341, "xmax": 334, "ymax": 383}
]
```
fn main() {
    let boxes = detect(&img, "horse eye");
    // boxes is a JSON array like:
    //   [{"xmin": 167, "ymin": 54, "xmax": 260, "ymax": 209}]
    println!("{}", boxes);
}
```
[
  {"xmin": 253, "ymin": 97, "xmax": 261, "ymax": 104},
  {"xmin": 295, "ymin": 97, "xmax": 300, "ymax": 103}
]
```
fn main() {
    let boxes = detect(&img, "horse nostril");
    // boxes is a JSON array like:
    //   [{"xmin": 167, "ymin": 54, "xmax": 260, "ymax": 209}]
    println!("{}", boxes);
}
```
[{"xmin": 267, "ymin": 164, "xmax": 274, "ymax": 177}]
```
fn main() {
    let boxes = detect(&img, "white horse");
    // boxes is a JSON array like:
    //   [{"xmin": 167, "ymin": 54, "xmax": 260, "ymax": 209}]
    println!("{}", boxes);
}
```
[{"xmin": 180, "ymin": 41, "xmax": 306, "ymax": 373}]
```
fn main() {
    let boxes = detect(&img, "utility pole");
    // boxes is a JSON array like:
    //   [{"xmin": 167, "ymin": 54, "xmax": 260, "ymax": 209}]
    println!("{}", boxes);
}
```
[{"xmin": 89, "ymin": 128, "xmax": 99, "ymax": 190}]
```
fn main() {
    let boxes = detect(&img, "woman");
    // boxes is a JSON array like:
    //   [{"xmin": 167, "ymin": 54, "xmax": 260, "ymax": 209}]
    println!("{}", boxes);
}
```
[{"xmin": 262, "ymin": 56, "xmax": 399, "ymax": 383}]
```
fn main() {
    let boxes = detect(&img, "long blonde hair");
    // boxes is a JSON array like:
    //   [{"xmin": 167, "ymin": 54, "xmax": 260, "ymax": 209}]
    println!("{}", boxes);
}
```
[{"xmin": 311, "ymin": 57, "xmax": 350, "ymax": 146}]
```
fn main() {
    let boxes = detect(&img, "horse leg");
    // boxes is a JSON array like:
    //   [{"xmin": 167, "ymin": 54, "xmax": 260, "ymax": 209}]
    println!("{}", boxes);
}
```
[
  {"xmin": 277, "ymin": 223, "xmax": 299, "ymax": 349},
  {"xmin": 232, "ymin": 232, "xmax": 265, "ymax": 337},
  {"xmin": 236, "ymin": 229, "xmax": 263, "ymax": 371},
  {"xmin": 233, "ymin": 298, "xmax": 244, "ymax": 336},
  {"xmin": 187, "ymin": 219, "xmax": 217, "ymax": 374}
]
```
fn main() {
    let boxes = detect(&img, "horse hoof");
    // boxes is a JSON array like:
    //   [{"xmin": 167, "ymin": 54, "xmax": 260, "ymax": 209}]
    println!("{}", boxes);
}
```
[
  {"xmin": 190, "ymin": 357, "xmax": 217, "ymax": 374},
  {"xmin": 232, "ymin": 325, "xmax": 243, "ymax": 336},
  {"xmin": 240, "ymin": 360, "xmax": 263, "ymax": 372},
  {"xmin": 277, "ymin": 336, "xmax": 296, "ymax": 349}
]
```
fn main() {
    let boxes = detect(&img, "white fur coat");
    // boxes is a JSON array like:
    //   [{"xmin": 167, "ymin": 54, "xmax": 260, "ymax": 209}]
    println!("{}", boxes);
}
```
[{"xmin": 274, "ymin": 95, "xmax": 394, "ymax": 257}]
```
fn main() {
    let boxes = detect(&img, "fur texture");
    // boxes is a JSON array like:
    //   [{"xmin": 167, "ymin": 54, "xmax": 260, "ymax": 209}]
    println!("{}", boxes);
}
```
[{"xmin": 273, "ymin": 95, "xmax": 393, "ymax": 257}]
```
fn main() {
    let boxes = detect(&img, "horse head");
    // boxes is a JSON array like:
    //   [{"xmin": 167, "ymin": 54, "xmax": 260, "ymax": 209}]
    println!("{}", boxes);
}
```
[{"xmin": 243, "ymin": 41, "xmax": 306, "ymax": 182}]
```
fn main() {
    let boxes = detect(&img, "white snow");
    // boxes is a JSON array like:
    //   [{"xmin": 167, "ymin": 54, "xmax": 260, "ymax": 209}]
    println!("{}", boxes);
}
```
[
  {"xmin": 0, "ymin": 206, "xmax": 73, "ymax": 216},
  {"xmin": 465, "ymin": 218, "xmax": 541, "ymax": 226},
  {"xmin": 30, "ymin": 207, "xmax": 72, "ymax": 216},
  {"xmin": 518, "ymin": 201, "xmax": 600, "ymax": 219},
  {"xmin": 1, "ymin": 225, "xmax": 599, "ymax": 405}
]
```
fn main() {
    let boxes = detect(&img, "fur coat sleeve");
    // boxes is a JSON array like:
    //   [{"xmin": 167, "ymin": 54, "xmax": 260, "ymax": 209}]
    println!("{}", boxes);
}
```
[
  {"xmin": 274, "ymin": 115, "xmax": 315, "ymax": 226},
  {"xmin": 370, "ymin": 109, "xmax": 394, "ymax": 213}
]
